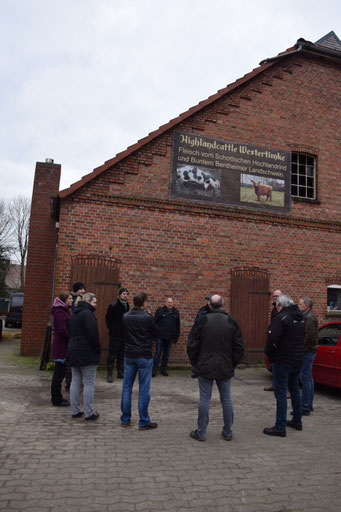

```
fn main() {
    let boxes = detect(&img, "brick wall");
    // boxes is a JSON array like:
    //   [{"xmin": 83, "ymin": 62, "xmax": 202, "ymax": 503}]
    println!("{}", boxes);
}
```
[
  {"xmin": 21, "ymin": 161, "xmax": 61, "ymax": 356},
  {"xmin": 23, "ymin": 53, "xmax": 341, "ymax": 360}
]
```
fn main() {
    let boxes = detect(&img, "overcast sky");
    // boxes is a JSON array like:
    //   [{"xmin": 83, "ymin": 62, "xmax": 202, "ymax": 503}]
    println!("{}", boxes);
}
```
[{"xmin": 0, "ymin": 0, "xmax": 340, "ymax": 200}]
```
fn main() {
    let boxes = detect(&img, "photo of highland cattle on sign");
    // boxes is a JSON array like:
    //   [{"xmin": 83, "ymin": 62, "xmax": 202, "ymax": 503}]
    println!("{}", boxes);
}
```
[
  {"xmin": 170, "ymin": 131, "xmax": 291, "ymax": 212},
  {"xmin": 240, "ymin": 174, "xmax": 285, "ymax": 207}
]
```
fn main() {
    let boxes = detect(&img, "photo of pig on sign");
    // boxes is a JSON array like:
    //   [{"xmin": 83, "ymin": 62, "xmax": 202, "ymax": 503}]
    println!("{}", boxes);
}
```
[
  {"xmin": 175, "ymin": 165, "xmax": 221, "ymax": 198},
  {"xmin": 170, "ymin": 131, "xmax": 291, "ymax": 213}
]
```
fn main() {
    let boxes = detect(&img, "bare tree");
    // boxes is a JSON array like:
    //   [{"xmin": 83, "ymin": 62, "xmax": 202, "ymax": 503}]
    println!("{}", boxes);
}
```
[
  {"xmin": 8, "ymin": 196, "xmax": 31, "ymax": 290},
  {"xmin": 0, "ymin": 199, "xmax": 13, "ymax": 295}
]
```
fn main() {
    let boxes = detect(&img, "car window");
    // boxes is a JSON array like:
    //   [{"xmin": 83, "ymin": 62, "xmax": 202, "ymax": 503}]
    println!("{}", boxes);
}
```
[
  {"xmin": 318, "ymin": 324, "xmax": 341, "ymax": 346},
  {"xmin": 10, "ymin": 296, "xmax": 24, "ymax": 308}
]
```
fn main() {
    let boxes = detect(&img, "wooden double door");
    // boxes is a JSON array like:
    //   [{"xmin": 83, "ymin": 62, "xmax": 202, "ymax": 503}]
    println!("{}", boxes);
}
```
[
  {"xmin": 230, "ymin": 267, "xmax": 270, "ymax": 364},
  {"xmin": 70, "ymin": 255, "xmax": 121, "ymax": 364}
]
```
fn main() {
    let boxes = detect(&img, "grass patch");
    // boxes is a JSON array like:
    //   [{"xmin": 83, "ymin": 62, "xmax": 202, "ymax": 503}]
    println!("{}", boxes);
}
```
[
  {"xmin": 240, "ymin": 186, "xmax": 284, "ymax": 207},
  {"xmin": 2, "ymin": 346, "xmax": 41, "ymax": 372}
]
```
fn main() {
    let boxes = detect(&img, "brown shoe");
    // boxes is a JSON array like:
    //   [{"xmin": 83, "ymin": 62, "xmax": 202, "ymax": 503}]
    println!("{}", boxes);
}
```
[
  {"xmin": 264, "ymin": 386, "xmax": 274, "ymax": 391},
  {"xmin": 139, "ymin": 422, "xmax": 158, "ymax": 430},
  {"xmin": 121, "ymin": 421, "xmax": 131, "ymax": 428}
]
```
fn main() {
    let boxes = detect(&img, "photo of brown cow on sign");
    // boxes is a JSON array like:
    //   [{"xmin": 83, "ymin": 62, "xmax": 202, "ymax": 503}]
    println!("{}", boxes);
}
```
[
  {"xmin": 240, "ymin": 174, "xmax": 285, "ymax": 208},
  {"xmin": 251, "ymin": 179, "xmax": 272, "ymax": 201}
]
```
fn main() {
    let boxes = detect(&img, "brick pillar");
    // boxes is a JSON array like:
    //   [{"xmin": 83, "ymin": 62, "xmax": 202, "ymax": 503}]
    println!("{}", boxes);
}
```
[{"xmin": 21, "ymin": 160, "xmax": 61, "ymax": 355}]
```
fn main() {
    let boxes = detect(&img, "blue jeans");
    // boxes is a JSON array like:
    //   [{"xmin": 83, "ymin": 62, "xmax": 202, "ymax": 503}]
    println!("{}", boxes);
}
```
[
  {"xmin": 272, "ymin": 363, "xmax": 302, "ymax": 431},
  {"xmin": 121, "ymin": 357, "xmax": 153, "ymax": 427},
  {"xmin": 70, "ymin": 365, "xmax": 97, "ymax": 418},
  {"xmin": 197, "ymin": 377, "xmax": 234, "ymax": 440},
  {"xmin": 153, "ymin": 339, "xmax": 172, "ymax": 370},
  {"xmin": 301, "ymin": 352, "xmax": 316, "ymax": 411}
]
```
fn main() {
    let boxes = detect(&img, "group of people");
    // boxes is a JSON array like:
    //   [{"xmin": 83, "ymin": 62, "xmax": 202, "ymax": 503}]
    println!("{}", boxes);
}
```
[
  {"xmin": 50, "ymin": 284, "xmax": 181, "ymax": 423},
  {"xmin": 50, "ymin": 281, "xmax": 318, "ymax": 439}
]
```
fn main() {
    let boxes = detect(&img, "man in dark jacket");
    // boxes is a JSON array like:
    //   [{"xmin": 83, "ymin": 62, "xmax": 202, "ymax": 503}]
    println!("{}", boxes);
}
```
[
  {"xmin": 264, "ymin": 288, "xmax": 283, "ymax": 392},
  {"xmin": 194, "ymin": 293, "xmax": 212, "ymax": 322},
  {"xmin": 298, "ymin": 296, "xmax": 318, "ymax": 415},
  {"xmin": 152, "ymin": 297, "xmax": 180, "ymax": 377},
  {"xmin": 121, "ymin": 292, "xmax": 159, "ymax": 430},
  {"xmin": 264, "ymin": 294, "xmax": 305, "ymax": 437},
  {"xmin": 187, "ymin": 294, "xmax": 244, "ymax": 442},
  {"xmin": 105, "ymin": 287, "xmax": 130, "ymax": 382}
]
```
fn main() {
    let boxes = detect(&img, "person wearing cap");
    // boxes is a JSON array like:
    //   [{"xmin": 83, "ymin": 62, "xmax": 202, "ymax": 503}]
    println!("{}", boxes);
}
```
[
  {"xmin": 105, "ymin": 287, "xmax": 130, "ymax": 381},
  {"xmin": 71, "ymin": 282, "xmax": 86, "ymax": 313},
  {"xmin": 152, "ymin": 297, "xmax": 180, "ymax": 377},
  {"xmin": 195, "ymin": 294, "xmax": 212, "ymax": 322}
]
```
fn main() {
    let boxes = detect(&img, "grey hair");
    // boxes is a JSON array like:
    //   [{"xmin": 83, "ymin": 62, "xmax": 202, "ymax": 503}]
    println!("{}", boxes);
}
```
[
  {"xmin": 300, "ymin": 296, "xmax": 313, "ymax": 309},
  {"xmin": 82, "ymin": 292, "xmax": 97, "ymax": 303},
  {"xmin": 276, "ymin": 294, "xmax": 294, "ymax": 308}
]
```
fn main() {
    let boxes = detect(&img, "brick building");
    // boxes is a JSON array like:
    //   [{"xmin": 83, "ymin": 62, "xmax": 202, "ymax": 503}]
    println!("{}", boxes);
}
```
[{"xmin": 21, "ymin": 32, "xmax": 341, "ymax": 364}]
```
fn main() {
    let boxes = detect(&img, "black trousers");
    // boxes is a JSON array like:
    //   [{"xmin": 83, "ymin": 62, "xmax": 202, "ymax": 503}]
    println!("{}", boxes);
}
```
[
  {"xmin": 107, "ymin": 335, "xmax": 125, "ymax": 372},
  {"xmin": 51, "ymin": 361, "xmax": 66, "ymax": 404}
]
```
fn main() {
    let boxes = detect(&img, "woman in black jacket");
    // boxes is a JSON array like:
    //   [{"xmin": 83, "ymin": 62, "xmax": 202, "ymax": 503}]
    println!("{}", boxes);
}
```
[{"xmin": 68, "ymin": 293, "xmax": 101, "ymax": 421}]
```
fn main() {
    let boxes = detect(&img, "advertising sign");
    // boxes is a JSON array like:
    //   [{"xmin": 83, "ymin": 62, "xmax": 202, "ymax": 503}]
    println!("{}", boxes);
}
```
[{"xmin": 170, "ymin": 131, "xmax": 291, "ymax": 213}]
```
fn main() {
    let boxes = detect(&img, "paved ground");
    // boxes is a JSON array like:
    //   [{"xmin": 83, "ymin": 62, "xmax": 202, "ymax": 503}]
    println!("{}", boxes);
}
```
[{"xmin": 0, "ymin": 336, "xmax": 340, "ymax": 512}]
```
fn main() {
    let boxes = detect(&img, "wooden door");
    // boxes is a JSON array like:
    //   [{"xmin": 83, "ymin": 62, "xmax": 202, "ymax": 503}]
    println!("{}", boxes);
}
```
[
  {"xmin": 230, "ymin": 267, "xmax": 270, "ymax": 364},
  {"xmin": 71, "ymin": 255, "xmax": 121, "ymax": 364}
]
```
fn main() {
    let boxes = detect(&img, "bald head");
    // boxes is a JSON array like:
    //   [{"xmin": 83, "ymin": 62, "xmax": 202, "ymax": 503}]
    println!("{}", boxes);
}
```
[{"xmin": 209, "ymin": 294, "xmax": 223, "ymax": 309}]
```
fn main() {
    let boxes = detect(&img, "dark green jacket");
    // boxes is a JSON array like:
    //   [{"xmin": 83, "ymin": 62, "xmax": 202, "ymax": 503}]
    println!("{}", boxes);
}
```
[{"xmin": 187, "ymin": 309, "xmax": 244, "ymax": 379}]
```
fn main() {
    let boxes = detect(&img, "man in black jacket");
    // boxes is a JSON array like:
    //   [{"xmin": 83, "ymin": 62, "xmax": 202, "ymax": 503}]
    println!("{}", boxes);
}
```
[
  {"xmin": 187, "ymin": 294, "xmax": 244, "ymax": 442},
  {"xmin": 121, "ymin": 292, "xmax": 159, "ymax": 430},
  {"xmin": 105, "ymin": 287, "xmax": 130, "ymax": 382},
  {"xmin": 264, "ymin": 294, "xmax": 305, "ymax": 437},
  {"xmin": 152, "ymin": 297, "xmax": 180, "ymax": 377}
]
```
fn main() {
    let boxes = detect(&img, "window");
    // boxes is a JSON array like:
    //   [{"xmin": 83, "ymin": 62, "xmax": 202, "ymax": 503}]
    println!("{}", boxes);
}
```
[
  {"xmin": 291, "ymin": 153, "xmax": 316, "ymax": 199},
  {"xmin": 318, "ymin": 323, "xmax": 341, "ymax": 346},
  {"xmin": 327, "ymin": 284, "xmax": 341, "ymax": 312}
]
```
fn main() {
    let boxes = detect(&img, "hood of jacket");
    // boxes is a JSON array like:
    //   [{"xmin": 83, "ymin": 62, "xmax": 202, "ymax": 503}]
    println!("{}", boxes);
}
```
[
  {"xmin": 73, "ymin": 301, "xmax": 96, "ymax": 315},
  {"xmin": 51, "ymin": 297, "xmax": 69, "ymax": 314},
  {"xmin": 280, "ymin": 304, "xmax": 303, "ymax": 322}
]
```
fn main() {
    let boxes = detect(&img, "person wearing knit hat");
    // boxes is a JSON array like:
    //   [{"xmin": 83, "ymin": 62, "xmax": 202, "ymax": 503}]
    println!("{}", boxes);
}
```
[
  {"xmin": 105, "ymin": 287, "xmax": 130, "ymax": 382},
  {"xmin": 71, "ymin": 282, "xmax": 86, "ymax": 313},
  {"xmin": 73, "ymin": 282, "xmax": 85, "ymax": 293}
]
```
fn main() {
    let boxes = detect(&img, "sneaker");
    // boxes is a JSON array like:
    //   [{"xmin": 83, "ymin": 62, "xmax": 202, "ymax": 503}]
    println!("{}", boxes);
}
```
[
  {"xmin": 72, "ymin": 411, "xmax": 84, "ymax": 418},
  {"xmin": 85, "ymin": 412, "xmax": 100, "ymax": 421},
  {"xmin": 190, "ymin": 430, "xmax": 206, "ymax": 442},
  {"xmin": 222, "ymin": 433, "xmax": 233, "ymax": 441},
  {"xmin": 286, "ymin": 420, "xmax": 302, "ymax": 431},
  {"xmin": 139, "ymin": 422, "xmax": 158, "ymax": 431},
  {"xmin": 263, "ymin": 426, "xmax": 286, "ymax": 437}
]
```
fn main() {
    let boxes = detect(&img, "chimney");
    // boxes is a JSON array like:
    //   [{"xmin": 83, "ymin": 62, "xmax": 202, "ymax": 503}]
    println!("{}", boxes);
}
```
[{"xmin": 21, "ymin": 160, "xmax": 61, "ymax": 356}]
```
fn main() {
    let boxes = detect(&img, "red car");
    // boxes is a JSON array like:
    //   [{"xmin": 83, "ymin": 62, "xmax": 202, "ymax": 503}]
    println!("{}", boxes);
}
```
[
  {"xmin": 313, "ymin": 321, "xmax": 341, "ymax": 388},
  {"xmin": 264, "ymin": 321, "xmax": 341, "ymax": 388}
]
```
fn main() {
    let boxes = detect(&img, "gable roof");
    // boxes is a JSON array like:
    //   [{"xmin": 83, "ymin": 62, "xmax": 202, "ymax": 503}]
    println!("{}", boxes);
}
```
[
  {"xmin": 315, "ymin": 30, "xmax": 341, "ymax": 53},
  {"xmin": 59, "ymin": 33, "xmax": 341, "ymax": 199}
]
